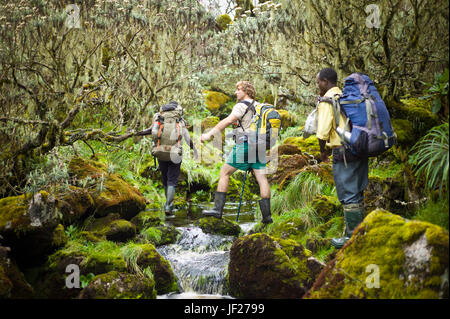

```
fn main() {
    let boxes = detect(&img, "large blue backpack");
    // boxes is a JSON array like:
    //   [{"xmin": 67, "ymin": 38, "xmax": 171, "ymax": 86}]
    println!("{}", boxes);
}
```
[{"xmin": 320, "ymin": 73, "xmax": 397, "ymax": 157}]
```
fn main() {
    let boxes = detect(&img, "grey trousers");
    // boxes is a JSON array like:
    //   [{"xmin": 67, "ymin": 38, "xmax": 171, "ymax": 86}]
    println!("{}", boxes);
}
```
[{"xmin": 332, "ymin": 150, "xmax": 369, "ymax": 205}]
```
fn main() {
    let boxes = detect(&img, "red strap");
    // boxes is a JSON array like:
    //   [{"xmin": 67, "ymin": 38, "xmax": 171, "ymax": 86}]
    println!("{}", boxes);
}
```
[{"xmin": 156, "ymin": 124, "xmax": 164, "ymax": 147}]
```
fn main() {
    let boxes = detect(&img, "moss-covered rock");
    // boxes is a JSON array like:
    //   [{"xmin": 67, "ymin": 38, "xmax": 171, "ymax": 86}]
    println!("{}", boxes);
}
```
[
  {"xmin": 228, "ymin": 233, "xmax": 320, "ymax": 298},
  {"xmin": 85, "ymin": 214, "xmax": 136, "ymax": 242},
  {"xmin": 68, "ymin": 157, "xmax": 146, "ymax": 220},
  {"xmin": 140, "ymin": 225, "xmax": 181, "ymax": 246},
  {"xmin": 277, "ymin": 109, "xmax": 294, "ymax": 129},
  {"xmin": 0, "ymin": 246, "xmax": 34, "ymax": 298},
  {"xmin": 130, "ymin": 210, "xmax": 163, "ymax": 231},
  {"xmin": 201, "ymin": 116, "xmax": 220, "ymax": 132},
  {"xmin": 204, "ymin": 91, "xmax": 232, "ymax": 112},
  {"xmin": 56, "ymin": 186, "xmax": 94, "ymax": 224},
  {"xmin": 391, "ymin": 119, "xmax": 416, "ymax": 147},
  {"xmin": 133, "ymin": 244, "xmax": 178, "ymax": 294},
  {"xmin": 196, "ymin": 217, "xmax": 241, "ymax": 237},
  {"xmin": 387, "ymin": 97, "xmax": 440, "ymax": 141},
  {"xmin": 311, "ymin": 195, "xmax": 342, "ymax": 221},
  {"xmin": 268, "ymin": 154, "xmax": 309, "ymax": 187},
  {"xmin": 305, "ymin": 209, "xmax": 449, "ymax": 299},
  {"xmin": 0, "ymin": 192, "xmax": 64, "ymax": 266},
  {"xmin": 282, "ymin": 136, "xmax": 321, "ymax": 160},
  {"xmin": 78, "ymin": 271, "xmax": 156, "ymax": 299}
]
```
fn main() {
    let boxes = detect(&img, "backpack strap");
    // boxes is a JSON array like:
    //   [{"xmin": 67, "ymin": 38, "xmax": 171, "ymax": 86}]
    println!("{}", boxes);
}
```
[{"xmin": 236, "ymin": 100, "xmax": 255, "ymax": 133}]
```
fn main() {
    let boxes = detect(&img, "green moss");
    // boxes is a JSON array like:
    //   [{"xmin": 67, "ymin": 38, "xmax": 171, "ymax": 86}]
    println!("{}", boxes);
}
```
[
  {"xmin": 311, "ymin": 195, "xmax": 342, "ymax": 221},
  {"xmin": 216, "ymin": 14, "xmax": 232, "ymax": 30},
  {"xmin": 391, "ymin": 119, "xmax": 416, "ymax": 146},
  {"xmin": 52, "ymin": 224, "xmax": 68, "ymax": 247},
  {"xmin": 307, "ymin": 209, "xmax": 449, "ymax": 299},
  {"xmin": 80, "ymin": 271, "xmax": 156, "ymax": 299},
  {"xmin": 283, "ymin": 136, "xmax": 321, "ymax": 159},
  {"xmin": 277, "ymin": 109, "xmax": 293, "ymax": 129},
  {"xmin": 0, "ymin": 194, "xmax": 29, "ymax": 233},
  {"xmin": 196, "ymin": 217, "xmax": 241, "ymax": 237},
  {"xmin": 204, "ymin": 91, "xmax": 232, "ymax": 112}
]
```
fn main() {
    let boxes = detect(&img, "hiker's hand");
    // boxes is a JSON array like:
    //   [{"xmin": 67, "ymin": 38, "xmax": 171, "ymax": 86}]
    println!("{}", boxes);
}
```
[
  {"xmin": 320, "ymin": 152, "xmax": 330, "ymax": 163},
  {"xmin": 201, "ymin": 133, "xmax": 211, "ymax": 143}
]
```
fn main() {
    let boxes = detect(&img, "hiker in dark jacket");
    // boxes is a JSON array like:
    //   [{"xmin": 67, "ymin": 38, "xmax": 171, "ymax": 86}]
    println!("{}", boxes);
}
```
[
  {"xmin": 136, "ymin": 101, "xmax": 198, "ymax": 215},
  {"xmin": 315, "ymin": 68, "xmax": 368, "ymax": 249}
]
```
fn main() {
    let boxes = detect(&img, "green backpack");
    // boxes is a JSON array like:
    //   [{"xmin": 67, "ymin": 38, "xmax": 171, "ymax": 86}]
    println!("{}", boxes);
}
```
[{"xmin": 151, "ymin": 102, "xmax": 185, "ymax": 163}]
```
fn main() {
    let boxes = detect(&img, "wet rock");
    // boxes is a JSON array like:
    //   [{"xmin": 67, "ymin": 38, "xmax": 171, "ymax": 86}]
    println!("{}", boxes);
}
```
[
  {"xmin": 84, "ymin": 214, "xmax": 136, "ymax": 242},
  {"xmin": 196, "ymin": 217, "xmax": 242, "ymax": 237},
  {"xmin": 132, "ymin": 243, "xmax": 178, "ymax": 295},
  {"xmin": 305, "ymin": 209, "xmax": 449, "ymax": 299},
  {"xmin": 139, "ymin": 225, "xmax": 181, "ymax": 246},
  {"xmin": 228, "ymin": 233, "xmax": 318, "ymax": 298},
  {"xmin": 78, "ymin": 271, "xmax": 156, "ymax": 299},
  {"xmin": 68, "ymin": 157, "xmax": 146, "ymax": 220}
]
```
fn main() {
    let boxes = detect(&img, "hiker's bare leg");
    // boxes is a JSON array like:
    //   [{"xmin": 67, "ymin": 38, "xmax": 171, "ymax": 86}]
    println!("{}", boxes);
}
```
[
  {"xmin": 217, "ymin": 164, "xmax": 238, "ymax": 192},
  {"xmin": 253, "ymin": 168, "xmax": 270, "ymax": 198}
]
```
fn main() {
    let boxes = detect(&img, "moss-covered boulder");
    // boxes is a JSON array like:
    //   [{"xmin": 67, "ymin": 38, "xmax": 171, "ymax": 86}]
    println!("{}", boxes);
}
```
[
  {"xmin": 228, "ymin": 233, "xmax": 321, "ymax": 298},
  {"xmin": 56, "ymin": 186, "xmax": 94, "ymax": 225},
  {"xmin": 78, "ymin": 271, "xmax": 156, "ymax": 299},
  {"xmin": 130, "ymin": 211, "xmax": 163, "ymax": 231},
  {"xmin": 305, "ymin": 209, "xmax": 449, "ymax": 299},
  {"xmin": 274, "ymin": 144, "xmax": 303, "ymax": 156},
  {"xmin": 204, "ymin": 91, "xmax": 232, "ymax": 112},
  {"xmin": 196, "ymin": 217, "xmax": 241, "ymax": 237},
  {"xmin": 391, "ymin": 119, "xmax": 416, "ymax": 147},
  {"xmin": 0, "ymin": 192, "xmax": 65, "ymax": 266},
  {"xmin": 133, "ymin": 244, "xmax": 178, "ymax": 294},
  {"xmin": 282, "ymin": 136, "xmax": 321, "ymax": 160},
  {"xmin": 265, "ymin": 217, "xmax": 308, "ymax": 243},
  {"xmin": 311, "ymin": 195, "xmax": 342, "ymax": 221},
  {"xmin": 201, "ymin": 116, "xmax": 220, "ymax": 132},
  {"xmin": 387, "ymin": 97, "xmax": 440, "ymax": 138},
  {"xmin": 140, "ymin": 225, "xmax": 181, "ymax": 246},
  {"xmin": 268, "ymin": 154, "xmax": 308, "ymax": 186},
  {"xmin": 84, "ymin": 214, "xmax": 136, "ymax": 242},
  {"xmin": 277, "ymin": 109, "xmax": 294, "ymax": 129},
  {"xmin": 0, "ymin": 245, "xmax": 34, "ymax": 298},
  {"xmin": 68, "ymin": 157, "xmax": 146, "ymax": 220}
]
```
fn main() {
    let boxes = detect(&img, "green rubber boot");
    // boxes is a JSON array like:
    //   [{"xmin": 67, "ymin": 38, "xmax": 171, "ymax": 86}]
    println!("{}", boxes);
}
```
[
  {"xmin": 331, "ymin": 203, "xmax": 365, "ymax": 249},
  {"xmin": 202, "ymin": 192, "xmax": 226, "ymax": 219},
  {"xmin": 165, "ymin": 186, "xmax": 176, "ymax": 215}
]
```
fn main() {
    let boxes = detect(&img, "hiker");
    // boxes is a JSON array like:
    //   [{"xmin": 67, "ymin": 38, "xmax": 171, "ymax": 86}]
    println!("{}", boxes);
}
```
[
  {"xmin": 315, "ymin": 68, "xmax": 369, "ymax": 249},
  {"xmin": 136, "ymin": 101, "xmax": 198, "ymax": 215},
  {"xmin": 200, "ymin": 81, "xmax": 273, "ymax": 224}
]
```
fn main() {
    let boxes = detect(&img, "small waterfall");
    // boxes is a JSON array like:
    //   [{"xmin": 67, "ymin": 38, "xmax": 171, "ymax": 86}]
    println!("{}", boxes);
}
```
[{"xmin": 157, "ymin": 226, "xmax": 236, "ymax": 297}]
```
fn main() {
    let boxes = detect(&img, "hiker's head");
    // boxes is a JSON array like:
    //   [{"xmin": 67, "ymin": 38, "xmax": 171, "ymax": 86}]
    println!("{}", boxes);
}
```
[
  {"xmin": 235, "ymin": 81, "xmax": 255, "ymax": 101},
  {"xmin": 316, "ymin": 68, "xmax": 338, "ymax": 96}
]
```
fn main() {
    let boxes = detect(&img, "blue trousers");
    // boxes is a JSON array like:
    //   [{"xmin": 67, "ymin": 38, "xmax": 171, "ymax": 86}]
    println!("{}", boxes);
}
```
[{"xmin": 332, "ymin": 150, "xmax": 369, "ymax": 205}]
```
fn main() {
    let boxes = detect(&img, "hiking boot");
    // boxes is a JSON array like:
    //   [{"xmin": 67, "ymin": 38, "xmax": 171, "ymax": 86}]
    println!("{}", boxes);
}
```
[
  {"xmin": 202, "ymin": 192, "xmax": 226, "ymax": 219},
  {"xmin": 331, "ymin": 203, "xmax": 365, "ymax": 249},
  {"xmin": 165, "ymin": 186, "xmax": 176, "ymax": 215},
  {"xmin": 259, "ymin": 198, "xmax": 273, "ymax": 224}
]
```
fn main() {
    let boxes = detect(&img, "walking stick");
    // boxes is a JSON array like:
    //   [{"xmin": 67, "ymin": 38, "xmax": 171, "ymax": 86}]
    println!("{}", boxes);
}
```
[{"xmin": 236, "ymin": 169, "xmax": 249, "ymax": 222}]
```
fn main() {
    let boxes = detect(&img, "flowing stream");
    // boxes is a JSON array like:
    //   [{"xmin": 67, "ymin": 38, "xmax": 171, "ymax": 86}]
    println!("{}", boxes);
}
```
[{"xmin": 157, "ymin": 201, "xmax": 257, "ymax": 299}]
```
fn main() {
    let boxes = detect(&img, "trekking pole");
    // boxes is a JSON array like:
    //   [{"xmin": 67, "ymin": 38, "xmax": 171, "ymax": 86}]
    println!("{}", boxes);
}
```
[{"xmin": 236, "ymin": 169, "xmax": 249, "ymax": 222}]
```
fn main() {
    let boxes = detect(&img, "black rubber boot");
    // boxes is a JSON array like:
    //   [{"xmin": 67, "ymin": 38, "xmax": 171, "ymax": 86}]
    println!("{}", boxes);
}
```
[
  {"xmin": 259, "ymin": 198, "xmax": 273, "ymax": 224},
  {"xmin": 202, "ymin": 192, "xmax": 226, "ymax": 219},
  {"xmin": 165, "ymin": 185, "xmax": 176, "ymax": 215},
  {"xmin": 331, "ymin": 203, "xmax": 365, "ymax": 249}
]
